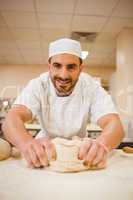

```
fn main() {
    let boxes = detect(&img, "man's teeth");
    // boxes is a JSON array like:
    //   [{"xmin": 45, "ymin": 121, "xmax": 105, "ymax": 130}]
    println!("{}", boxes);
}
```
[{"xmin": 58, "ymin": 80, "xmax": 70, "ymax": 84}]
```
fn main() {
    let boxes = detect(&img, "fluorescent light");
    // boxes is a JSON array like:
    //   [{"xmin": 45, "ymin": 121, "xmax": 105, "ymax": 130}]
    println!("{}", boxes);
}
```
[{"xmin": 81, "ymin": 51, "xmax": 89, "ymax": 60}]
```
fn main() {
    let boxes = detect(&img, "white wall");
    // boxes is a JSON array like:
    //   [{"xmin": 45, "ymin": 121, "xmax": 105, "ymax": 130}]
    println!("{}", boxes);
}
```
[
  {"xmin": 0, "ymin": 64, "xmax": 48, "ymax": 98},
  {"xmin": 110, "ymin": 28, "xmax": 133, "ymax": 141}
]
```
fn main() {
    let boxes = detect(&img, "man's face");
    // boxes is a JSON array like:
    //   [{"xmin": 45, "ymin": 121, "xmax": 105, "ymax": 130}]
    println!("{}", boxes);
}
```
[{"xmin": 49, "ymin": 54, "xmax": 83, "ymax": 97}]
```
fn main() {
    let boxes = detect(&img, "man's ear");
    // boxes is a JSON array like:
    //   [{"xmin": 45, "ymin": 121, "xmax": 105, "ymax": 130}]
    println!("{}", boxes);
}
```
[
  {"xmin": 48, "ymin": 57, "xmax": 52, "ymax": 70},
  {"xmin": 48, "ymin": 62, "xmax": 51, "ymax": 70},
  {"xmin": 79, "ymin": 64, "xmax": 85, "ymax": 72}
]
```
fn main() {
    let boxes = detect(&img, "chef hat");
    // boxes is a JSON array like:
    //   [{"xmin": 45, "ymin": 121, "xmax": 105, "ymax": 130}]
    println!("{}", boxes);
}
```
[{"xmin": 48, "ymin": 38, "xmax": 82, "ymax": 59}]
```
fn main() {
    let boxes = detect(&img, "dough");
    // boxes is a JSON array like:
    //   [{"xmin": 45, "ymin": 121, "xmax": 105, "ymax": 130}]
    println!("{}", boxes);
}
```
[
  {"xmin": 49, "ymin": 137, "xmax": 106, "ymax": 173},
  {"xmin": 123, "ymin": 146, "xmax": 133, "ymax": 153},
  {"xmin": 11, "ymin": 147, "xmax": 21, "ymax": 158},
  {"xmin": 0, "ymin": 138, "xmax": 11, "ymax": 161}
]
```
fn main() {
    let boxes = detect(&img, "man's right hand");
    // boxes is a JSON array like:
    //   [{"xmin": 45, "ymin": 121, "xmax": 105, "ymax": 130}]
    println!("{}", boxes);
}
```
[{"xmin": 19, "ymin": 137, "xmax": 56, "ymax": 168}]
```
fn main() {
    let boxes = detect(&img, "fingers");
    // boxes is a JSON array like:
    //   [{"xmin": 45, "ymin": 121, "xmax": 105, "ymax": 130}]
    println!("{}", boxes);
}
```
[
  {"xmin": 84, "ymin": 141, "xmax": 98, "ymax": 166},
  {"xmin": 78, "ymin": 139, "xmax": 92, "ymax": 160},
  {"xmin": 32, "ymin": 142, "xmax": 49, "ymax": 167},
  {"xmin": 21, "ymin": 138, "xmax": 53, "ymax": 168},
  {"xmin": 28, "ymin": 147, "xmax": 41, "ymax": 168},
  {"xmin": 92, "ymin": 146, "xmax": 104, "ymax": 165},
  {"xmin": 97, "ymin": 159, "xmax": 106, "ymax": 168},
  {"xmin": 78, "ymin": 139, "xmax": 108, "ymax": 168},
  {"xmin": 96, "ymin": 153, "xmax": 107, "ymax": 168},
  {"xmin": 23, "ymin": 150, "xmax": 34, "ymax": 168},
  {"xmin": 38, "ymin": 138, "xmax": 57, "ymax": 161}
]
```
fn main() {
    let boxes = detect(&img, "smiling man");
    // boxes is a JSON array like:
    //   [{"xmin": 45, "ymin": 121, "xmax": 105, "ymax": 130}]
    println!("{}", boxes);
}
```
[
  {"xmin": 2, "ymin": 38, "xmax": 124, "ymax": 169},
  {"xmin": 49, "ymin": 54, "xmax": 82, "ymax": 97}
]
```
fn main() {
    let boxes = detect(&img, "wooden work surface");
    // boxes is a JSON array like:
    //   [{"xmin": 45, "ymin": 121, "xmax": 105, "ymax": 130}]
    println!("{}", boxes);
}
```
[{"xmin": 0, "ymin": 150, "xmax": 133, "ymax": 200}]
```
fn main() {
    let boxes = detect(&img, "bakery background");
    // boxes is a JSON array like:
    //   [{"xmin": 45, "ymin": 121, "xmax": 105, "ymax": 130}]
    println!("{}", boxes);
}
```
[{"xmin": 0, "ymin": 0, "xmax": 133, "ymax": 143}]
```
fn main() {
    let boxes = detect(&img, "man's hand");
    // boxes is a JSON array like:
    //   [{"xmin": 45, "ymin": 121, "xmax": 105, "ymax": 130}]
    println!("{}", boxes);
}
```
[
  {"xmin": 19, "ymin": 137, "xmax": 56, "ymax": 168},
  {"xmin": 78, "ymin": 139, "xmax": 109, "ymax": 168}
]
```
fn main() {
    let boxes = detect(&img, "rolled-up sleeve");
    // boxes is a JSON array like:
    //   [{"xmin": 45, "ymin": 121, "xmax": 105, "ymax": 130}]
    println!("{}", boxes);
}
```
[
  {"xmin": 13, "ymin": 79, "xmax": 41, "ymax": 118},
  {"xmin": 90, "ymin": 85, "xmax": 118, "ymax": 124}
]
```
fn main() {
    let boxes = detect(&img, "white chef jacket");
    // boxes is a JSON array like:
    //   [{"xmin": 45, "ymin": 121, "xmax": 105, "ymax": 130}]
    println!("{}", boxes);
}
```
[{"xmin": 14, "ymin": 72, "xmax": 117, "ymax": 139}]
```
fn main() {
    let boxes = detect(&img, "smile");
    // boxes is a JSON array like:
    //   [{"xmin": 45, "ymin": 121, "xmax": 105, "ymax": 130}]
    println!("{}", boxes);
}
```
[{"xmin": 57, "ymin": 80, "xmax": 71, "ymax": 85}]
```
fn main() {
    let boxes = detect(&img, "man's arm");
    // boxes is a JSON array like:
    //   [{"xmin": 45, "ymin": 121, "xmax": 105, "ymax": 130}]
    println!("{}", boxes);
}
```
[
  {"xmin": 2, "ymin": 105, "xmax": 56, "ymax": 168},
  {"xmin": 78, "ymin": 114, "xmax": 125, "ymax": 167},
  {"xmin": 2, "ymin": 105, "xmax": 33, "ymax": 147},
  {"xmin": 97, "ymin": 113, "xmax": 125, "ymax": 150}
]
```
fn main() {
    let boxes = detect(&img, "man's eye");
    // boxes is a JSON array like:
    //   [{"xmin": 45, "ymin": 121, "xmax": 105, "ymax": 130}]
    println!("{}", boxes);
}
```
[
  {"xmin": 67, "ymin": 65, "xmax": 76, "ymax": 70},
  {"xmin": 53, "ymin": 64, "xmax": 61, "ymax": 68}
]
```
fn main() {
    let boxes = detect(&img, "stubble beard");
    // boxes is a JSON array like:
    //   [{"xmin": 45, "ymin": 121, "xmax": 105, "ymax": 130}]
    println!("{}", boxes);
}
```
[{"xmin": 51, "ymin": 76, "xmax": 77, "ymax": 97}]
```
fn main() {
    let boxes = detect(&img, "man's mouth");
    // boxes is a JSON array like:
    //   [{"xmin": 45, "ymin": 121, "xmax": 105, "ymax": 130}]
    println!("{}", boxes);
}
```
[
  {"xmin": 52, "ymin": 78, "xmax": 75, "ymax": 96},
  {"xmin": 56, "ymin": 79, "xmax": 71, "ymax": 85}
]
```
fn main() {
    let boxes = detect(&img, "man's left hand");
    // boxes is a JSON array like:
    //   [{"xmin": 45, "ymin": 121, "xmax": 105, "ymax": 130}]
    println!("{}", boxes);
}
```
[{"xmin": 78, "ymin": 139, "xmax": 109, "ymax": 168}]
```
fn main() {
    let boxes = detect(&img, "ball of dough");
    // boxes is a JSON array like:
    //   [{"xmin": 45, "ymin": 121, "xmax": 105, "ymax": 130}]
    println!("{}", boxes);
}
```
[
  {"xmin": 0, "ymin": 138, "xmax": 11, "ymax": 160},
  {"xmin": 49, "ymin": 137, "xmax": 106, "ymax": 173}
]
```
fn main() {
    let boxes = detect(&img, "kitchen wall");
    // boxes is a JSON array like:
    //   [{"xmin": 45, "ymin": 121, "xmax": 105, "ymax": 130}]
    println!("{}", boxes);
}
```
[
  {"xmin": 110, "ymin": 28, "xmax": 133, "ymax": 141},
  {"xmin": 0, "ymin": 64, "xmax": 115, "ymax": 98},
  {"xmin": 0, "ymin": 64, "xmax": 47, "ymax": 98}
]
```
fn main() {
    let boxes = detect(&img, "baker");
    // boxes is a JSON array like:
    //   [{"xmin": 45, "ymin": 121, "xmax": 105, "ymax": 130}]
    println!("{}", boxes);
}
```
[{"xmin": 2, "ymin": 38, "xmax": 124, "ymax": 169}]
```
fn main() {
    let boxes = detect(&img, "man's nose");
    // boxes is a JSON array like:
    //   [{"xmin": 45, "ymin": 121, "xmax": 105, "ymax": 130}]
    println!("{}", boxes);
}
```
[{"xmin": 59, "ymin": 67, "xmax": 69, "ymax": 80}]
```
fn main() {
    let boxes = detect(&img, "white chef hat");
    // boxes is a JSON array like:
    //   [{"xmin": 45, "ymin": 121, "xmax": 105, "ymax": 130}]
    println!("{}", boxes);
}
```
[{"xmin": 48, "ymin": 38, "xmax": 82, "ymax": 59}]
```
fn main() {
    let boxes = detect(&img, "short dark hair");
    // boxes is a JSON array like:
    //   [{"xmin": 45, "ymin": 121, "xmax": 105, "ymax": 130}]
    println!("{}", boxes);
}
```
[{"xmin": 79, "ymin": 58, "xmax": 83, "ymax": 65}]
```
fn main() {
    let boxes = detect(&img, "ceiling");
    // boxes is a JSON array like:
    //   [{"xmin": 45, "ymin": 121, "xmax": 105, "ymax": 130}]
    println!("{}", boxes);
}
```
[{"xmin": 0, "ymin": 0, "xmax": 133, "ymax": 67}]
